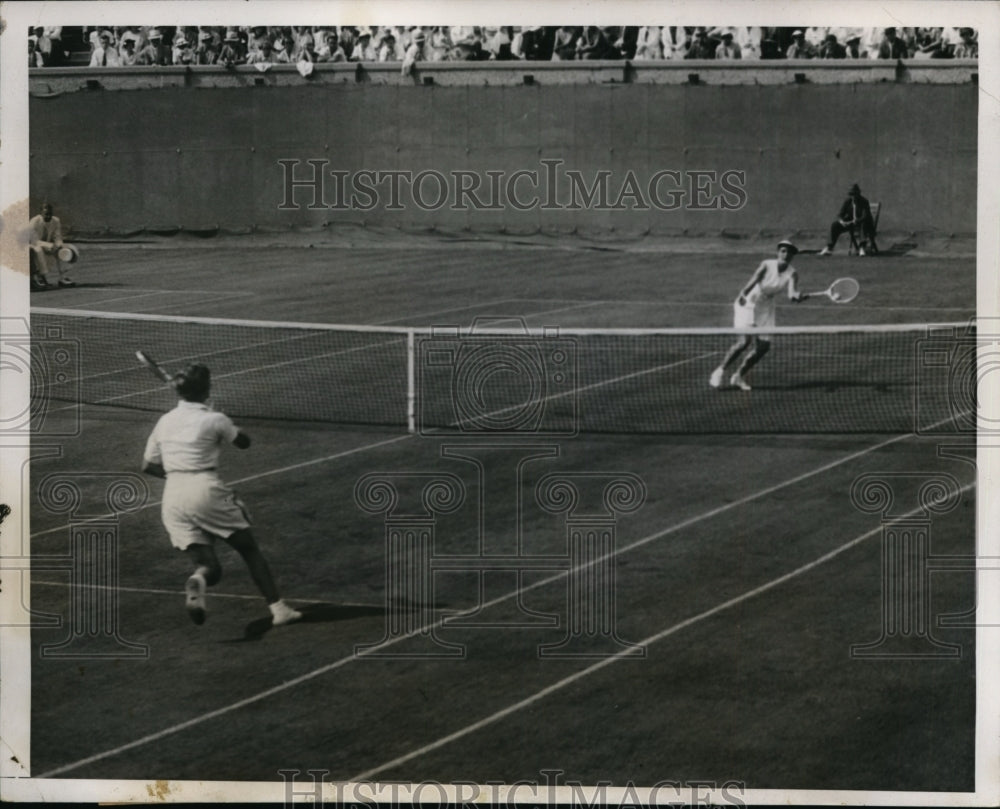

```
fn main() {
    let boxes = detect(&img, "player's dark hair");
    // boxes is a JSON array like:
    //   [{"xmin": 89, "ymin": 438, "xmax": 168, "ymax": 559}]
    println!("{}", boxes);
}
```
[{"xmin": 174, "ymin": 363, "xmax": 211, "ymax": 401}]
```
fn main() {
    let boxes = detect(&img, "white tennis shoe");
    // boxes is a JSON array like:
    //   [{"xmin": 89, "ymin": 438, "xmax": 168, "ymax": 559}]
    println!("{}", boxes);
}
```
[
  {"xmin": 269, "ymin": 600, "xmax": 302, "ymax": 626},
  {"xmin": 185, "ymin": 573, "xmax": 207, "ymax": 625},
  {"xmin": 730, "ymin": 373, "xmax": 752, "ymax": 392},
  {"xmin": 709, "ymin": 367, "xmax": 724, "ymax": 388}
]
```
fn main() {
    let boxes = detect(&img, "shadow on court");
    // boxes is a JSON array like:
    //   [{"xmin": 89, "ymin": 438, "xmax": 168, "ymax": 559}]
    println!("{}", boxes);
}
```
[
  {"xmin": 232, "ymin": 602, "xmax": 388, "ymax": 642},
  {"xmin": 754, "ymin": 380, "xmax": 903, "ymax": 393}
]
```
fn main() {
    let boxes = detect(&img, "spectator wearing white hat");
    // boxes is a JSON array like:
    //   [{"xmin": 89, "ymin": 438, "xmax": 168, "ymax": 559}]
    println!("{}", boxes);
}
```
[
  {"xmin": 844, "ymin": 32, "xmax": 866, "ymax": 58},
  {"xmin": 89, "ymin": 30, "xmax": 120, "ymax": 66},
  {"xmin": 137, "ymin": 28, "xmax": 171, "ymax": 65},
  {"xmin": 350, "ymin": 27, "xmax": 377, "ymax": 62},
  {"xmin": 785, "ymin": 29, "xmax": 815, "ymax": 58},
  {"xmin": 401, "ymin": 28, "xmax": 426, "ymax": 75},
  {"xmin": 715, "ymin": 30, "xmax": 742, "ymax": 60},
  {"xmin": 195, "ymin": 29, "xmax": 220, "ymax": 64},
  {"xmin": 172, "ymin": 33, "xmax": 195, "ymax": 64},
  {"xmin": 218, "ymin": 29, "xmax": 245, "ymax": 66}
]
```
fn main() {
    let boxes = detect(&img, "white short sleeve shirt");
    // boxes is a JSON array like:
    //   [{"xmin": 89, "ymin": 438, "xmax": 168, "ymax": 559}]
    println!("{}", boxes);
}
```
[{"xmin": 144, "ymin": 401, "xmax": 240, "ymax": 473}]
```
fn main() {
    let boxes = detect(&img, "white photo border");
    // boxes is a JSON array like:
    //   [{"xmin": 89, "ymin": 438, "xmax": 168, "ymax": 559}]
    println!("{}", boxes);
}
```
[{"xmin": 2, "ymin": 1, "xmax": 998, "ymax": 804}]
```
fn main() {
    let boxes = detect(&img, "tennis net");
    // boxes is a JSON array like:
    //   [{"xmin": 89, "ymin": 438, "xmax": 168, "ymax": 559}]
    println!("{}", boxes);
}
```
[{"xmin": 30, "ymin": 308, "xmax": 975, "ymax": 435}]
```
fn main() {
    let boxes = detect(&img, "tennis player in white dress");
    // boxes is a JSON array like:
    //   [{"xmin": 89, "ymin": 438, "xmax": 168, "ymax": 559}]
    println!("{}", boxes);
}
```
[{"xmin": 709, "ymin": 239, "xmax": 808, "ymax": 391}]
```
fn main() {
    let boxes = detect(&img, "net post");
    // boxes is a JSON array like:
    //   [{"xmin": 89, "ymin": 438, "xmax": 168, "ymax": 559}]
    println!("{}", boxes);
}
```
[{"xmin": 406, "ymin": 329, "xmax": 416, "ymax": 434}]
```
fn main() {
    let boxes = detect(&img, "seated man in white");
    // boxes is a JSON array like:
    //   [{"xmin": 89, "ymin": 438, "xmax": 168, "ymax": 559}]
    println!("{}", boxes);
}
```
[{"xmin": 29, "ymin": 203, "xmax": 78, "ymax": 289}]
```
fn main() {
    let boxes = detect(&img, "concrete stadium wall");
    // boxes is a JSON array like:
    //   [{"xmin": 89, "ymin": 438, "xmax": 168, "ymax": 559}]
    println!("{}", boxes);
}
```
[{"xmin": 28, "ymin": 63, "xmax": 978, "ymax": 238}]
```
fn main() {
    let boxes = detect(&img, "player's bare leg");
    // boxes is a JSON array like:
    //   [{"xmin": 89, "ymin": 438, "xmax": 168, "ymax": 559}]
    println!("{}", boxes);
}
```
[
  {"xmin": 183, "ymin": 543, "xmax": 221, "ymax": 625},
  {"xmin": 732, "ymin": 337, "xmax": 770, "ymax": 391},
  {"xmin": 224, "ymin": 528, "xmax": 301, "ymax": 626},
  {"xmin": 710, "ymin": 335, "xmax": 751, "ymax": 388}
]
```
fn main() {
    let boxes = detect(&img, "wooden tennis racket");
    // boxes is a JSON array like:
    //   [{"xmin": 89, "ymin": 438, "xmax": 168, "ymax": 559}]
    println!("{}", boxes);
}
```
[
  {"xmin": 136, "ymin": 350, "xmax": 175, "ymax": 384},
  {"xmin": 808, "ymin": 277, "xmax": 859, "ymax": 303}
]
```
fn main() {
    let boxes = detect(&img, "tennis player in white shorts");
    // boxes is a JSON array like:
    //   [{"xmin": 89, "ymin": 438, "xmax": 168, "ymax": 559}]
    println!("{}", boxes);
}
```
[
  {"xmin": 143, "ymin": 363, "xmax": 301, "ymax": 627},
  {"xmin": 709, "ymin": 239, "xmax": 808, "ymax": 391}
]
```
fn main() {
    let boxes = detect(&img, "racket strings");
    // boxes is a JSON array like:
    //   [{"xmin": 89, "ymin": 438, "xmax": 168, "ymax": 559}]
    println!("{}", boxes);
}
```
[{"xmin": 830, "ymin": 277, "xmax": 860, "ymax": 303}]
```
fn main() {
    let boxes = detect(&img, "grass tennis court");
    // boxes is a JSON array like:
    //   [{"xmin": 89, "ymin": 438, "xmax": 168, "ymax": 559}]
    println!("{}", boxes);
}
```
[{"xmin": 27, "ymin": 239, "xmax": 976, "ymax": 791}]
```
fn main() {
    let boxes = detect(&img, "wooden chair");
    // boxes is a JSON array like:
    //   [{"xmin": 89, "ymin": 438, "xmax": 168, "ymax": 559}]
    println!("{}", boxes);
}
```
[{"xmin": 849, "ymin": 201, "xmax": 881, "ymax": 255}]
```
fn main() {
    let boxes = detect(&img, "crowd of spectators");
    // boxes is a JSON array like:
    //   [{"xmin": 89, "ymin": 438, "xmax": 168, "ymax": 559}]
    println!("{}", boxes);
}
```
[{"xmin": 28, "ymin": 25, "xmax": 979, "ymax": 69}]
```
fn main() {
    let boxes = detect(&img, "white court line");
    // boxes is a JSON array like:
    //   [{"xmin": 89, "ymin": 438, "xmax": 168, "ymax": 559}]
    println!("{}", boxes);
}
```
[
  {"xmin": 56, "ymin": 289, "xmax": 179, "ymax": 308},
  {"xmin": 29, "ymin": 580, "xmax": 326, "ymax": 605},
  {"xmin": 29, "ymin": 579, "xmax": 396, "ymax": 610},
  {"xmin": 110, "ymin": 294, "xmax": 262, "ymax": 315},
  {"xmin": 34, "ymin": 347, "xmax": 705, "ymax": 542},
  {"xmin": 49, "ymin": 328, "xmax": 354, "ymax": 387},
  {"xmin": 56, "ymin": 289, "xmax": 256, "ymax": 309},
  {"xmin": 94, "ymin": 289, "xmax": 254, "ymax": 315},
  {"xmin": 468, "ymin": 301, "xmax": 605, "ymax": 323},
  {"xmin": 349, "ymin": 481, "xmax": 977, "ymax": 783},
  {"xmin": 209, "ymin": 338, "xmax": 404, "ymax": 384},
  {"xmin": 28, "ymin": 434, "xmax": 414, "ymax": 541},
  {"xmin": 44, "ymin": 334, "xmax": 405, "ymax": 418},
  {"xmin": 29, "ymin": 338, "xmax": 893, "ymax": 541},
  {"xmin": 423, "ymin": 350, "xmax": 718, "ymax": 432},
  {"xmin": 373, "ymin": 299, "xmax": 520, "ymax": 326},
  {"xmin": 34, "ymin": 427, "xmax": 944, "ymax": 778}
]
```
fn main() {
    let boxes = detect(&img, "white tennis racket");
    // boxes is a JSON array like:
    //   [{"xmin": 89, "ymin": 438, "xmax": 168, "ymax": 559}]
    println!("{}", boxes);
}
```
[
  {"xmin": 136, "ymin": 350, "xmax": 175, "ymax": 384},
  {"xmin": 809, "ymin": 277, "xmax": 859, "ymax": 304}
]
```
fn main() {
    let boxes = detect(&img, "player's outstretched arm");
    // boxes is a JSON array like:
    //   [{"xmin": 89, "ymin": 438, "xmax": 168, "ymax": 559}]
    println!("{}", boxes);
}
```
[
  {"xmin": 233, "ymin": 431, "xmax": 251, "ymax": 449},
  {"xmin": 788, "ymin": 270, "xmax": 807, "ymax": 302}
]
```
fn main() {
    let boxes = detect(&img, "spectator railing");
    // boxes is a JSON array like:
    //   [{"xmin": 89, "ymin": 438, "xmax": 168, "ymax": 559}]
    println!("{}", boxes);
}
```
[{"xmin": 28, "ymin": 59, "xmax": 979, "ymax": 94}]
